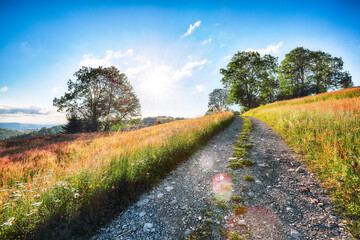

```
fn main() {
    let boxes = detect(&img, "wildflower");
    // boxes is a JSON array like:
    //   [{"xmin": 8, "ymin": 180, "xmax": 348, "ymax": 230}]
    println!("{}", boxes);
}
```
[
  {"xmin": 26, "ymin": 209, "xmax": 37, "ymax": 216},
  {"xmin": 54, "ymin": 199, "xmax": 61, "ymax": 203},
  {"xmin": 74, "ymin": 193, "xmax": 80, "ymax": 199},
  {"xmin": 34, "ymin": 194, "xmax": 40, "ymax": 198},
  {"xmin": 31, "ymin": 202, "xmax": 42, "ymax": 207},
  {"xmin": 2, "ymin": 217, "xmax": 14, "ymax": 226},
  {"xmin": 9, "ymin": 193, "xmax": 22, "ymax": 198}
]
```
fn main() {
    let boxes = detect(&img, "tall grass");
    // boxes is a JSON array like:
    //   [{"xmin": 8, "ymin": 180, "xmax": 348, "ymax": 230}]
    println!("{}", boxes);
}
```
[
  {"xmin": 0, "ymin": 112, "xmax": 234, "ymax": 239},
  {"xmin": 244, "ymin": 87, "xmax": 360, "ymax": 236}
]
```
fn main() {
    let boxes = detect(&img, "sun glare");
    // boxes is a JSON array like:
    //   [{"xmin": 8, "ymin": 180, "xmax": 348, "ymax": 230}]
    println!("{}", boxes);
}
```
[{"xmin": 139, "ymin": 65, "xmax": 173, "ymax": 99}]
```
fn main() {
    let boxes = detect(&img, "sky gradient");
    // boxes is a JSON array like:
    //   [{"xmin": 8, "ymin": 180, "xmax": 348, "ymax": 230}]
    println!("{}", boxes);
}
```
[{"xmin": 1, "ymin": 0, "xmax": 359, "ymax": 124}]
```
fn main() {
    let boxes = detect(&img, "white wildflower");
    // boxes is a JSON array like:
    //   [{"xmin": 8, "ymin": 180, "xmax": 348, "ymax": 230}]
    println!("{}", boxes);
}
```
[{"xmin": 31, "ymin": 202, "xmax": 42, "ymax": 207}]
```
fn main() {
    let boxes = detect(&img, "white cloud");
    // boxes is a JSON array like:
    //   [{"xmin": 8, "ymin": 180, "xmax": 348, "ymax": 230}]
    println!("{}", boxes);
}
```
[
  {"xmin": 181, "ymin": 20, "xmax": 201, "ymax": 38},
  {"xmin": 52, "ymin": 86, "xmax": 64, "ymax": 94},
  {"xmin": 79, "ymin": 49, "xmax": 133, "ymax": 67},
  {"xmin": 245, "ymin": 41, "xmax": 284, "ymax": 55},
  {"xmin": 0, "ymin": 86, "xmax": 8, "ymax": 92},
  {"xmin": 224, "ymin": 55, "xmax": 232, "ymax": 60},
  {"xmin": 202, "ymin": 38, "xmax": 212, "ymax": 45},
  {"xmin": 0, "ymin": 105, "xmax": 66, "ymax": 124},
  {"xmin": 192, "ymin": 85, "xmax": 205, "ymax": 95}
]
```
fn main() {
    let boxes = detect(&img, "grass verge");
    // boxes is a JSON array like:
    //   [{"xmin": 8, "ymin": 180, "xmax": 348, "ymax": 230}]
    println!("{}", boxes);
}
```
[{"xmin": 244, "ymin": 87, "xmax": 360, "ymax": 237}]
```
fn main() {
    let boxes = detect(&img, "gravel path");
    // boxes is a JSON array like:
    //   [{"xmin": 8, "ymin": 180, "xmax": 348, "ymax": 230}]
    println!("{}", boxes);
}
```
[{"xmin": 91, "ymin": 116, "xmax": 352, "ymax": 240}]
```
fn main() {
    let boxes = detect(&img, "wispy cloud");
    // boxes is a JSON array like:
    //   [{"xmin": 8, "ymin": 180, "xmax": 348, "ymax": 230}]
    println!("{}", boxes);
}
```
[
  {"xmin": 245, "ymin": 42, "xmax": 284, "ymax": 55},
  {"xmin": 0, "ymin": 86, "xmax": 8, "ymax": 92},
  {"xmin": 0, "ymin": 105, "xmax": 66, "ymax": 124},
  {"xmin": 224, "ymin": 55, "xmax": 232, "ymax": 60},
  {"xmin": 192, "ymin": 85, "xmax": 205, "ymax": 95},
  {"xmin": 181, "ymin": 20, "xmax": 201, "ymax": 38},
  {"xmin": 202, "ymin": 38, "xmax": 212, "ymax": 45},
  {"xmin": 0, "ymin": 105, "xmax": 53, "ymax": 115},
  {"xmin": 79, "ymin": 49, "xmax": 133, "ymax": 67}
]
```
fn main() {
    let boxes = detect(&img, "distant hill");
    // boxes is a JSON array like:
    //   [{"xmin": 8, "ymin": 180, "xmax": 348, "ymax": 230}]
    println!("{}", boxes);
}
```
[
  {"xmin": 0, "ymin": 122, "xmax": 54, "ymax": 130},
  {"xmin": 0, "ymin": 128, "xmax": 23, "ymax": 141},
  {"xmin": 0, "ymin": 125, "xmax": 64, "ymax": 141}
]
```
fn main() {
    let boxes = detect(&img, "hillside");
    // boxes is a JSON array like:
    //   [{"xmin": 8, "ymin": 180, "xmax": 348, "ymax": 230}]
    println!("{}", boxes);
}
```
[
  {"xmin": 244, "ymin": 87, "xmax": 360, "ymax": 237},
  {"xmin": 0, "ymin": 112, "xmax": 234, "ymax": 239},
  {"xmin": 0, "ymin": 125, "xmax": 63, "ymax": 141},
  {"xmin": 0, "ymin": 128, "xmax": 23, "ymax": 141}
]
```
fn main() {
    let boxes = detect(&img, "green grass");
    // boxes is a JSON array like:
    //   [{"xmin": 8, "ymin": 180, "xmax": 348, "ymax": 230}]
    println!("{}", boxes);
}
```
[{"xmin": 243, "ymin": 175, "xmax": 255, "ymax": 182}]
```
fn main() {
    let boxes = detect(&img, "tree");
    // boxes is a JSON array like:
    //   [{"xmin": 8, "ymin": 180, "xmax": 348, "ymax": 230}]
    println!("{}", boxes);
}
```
[
  {"xmin": 208, "ymin": 88, "xmax": 229, "ymax": 113},
  {"xmin": 278, "ymin": 47, "xmax": 312, "ymax": 99},
  {"xmin": 63, "ymin": 113, "xmax": 84, "ymax": 134},
  {"xmin": 278, "ymin": 47, "xmax": 353, "ymax": 99},
  {"xmin": 53, "ymin": 66, "xmax": 141, "ymax": 132},
  {"xmin": 220, "ymin": 51, "xmax": 278, "ymax": 111}
]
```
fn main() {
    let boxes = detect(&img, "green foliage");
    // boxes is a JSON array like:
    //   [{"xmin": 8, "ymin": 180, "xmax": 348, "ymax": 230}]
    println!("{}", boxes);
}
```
[
  {"xmin": 0, "ymin": 128, "xmax": 22, "ymax": 141},
  {"xmin": 220, "ymin": 51, "xmax": 278, "ymax": 111},
  {"xmin": 53, "ymin": 66, "xmax": 141, "ymax": 132},
  {"xmin": 2, "ymin": 126, "xmax": 64, "ymax": 140},
  {"xmin": 222, "ymin": 47, "xmax": 353, "ymax": 110},
  {"xmin": 243, "ymin": 175, "xmax": 255, "ymax": 182},
  {"xmin": 228, "ymin": 116, "xmax": 254, "ymax": 171},
  {"xmin": 278, "ymin": 47, "xmax": 353, "ymax": 99},
  {"xmin": 208, "ymin": 88, "xmax": 229, "ymax": 112}
]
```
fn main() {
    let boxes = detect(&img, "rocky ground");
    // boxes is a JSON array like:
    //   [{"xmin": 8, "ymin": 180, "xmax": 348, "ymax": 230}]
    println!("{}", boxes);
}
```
[{"xmin": 91, "ymin": 116, "xmax": 353, "ymax": 240}]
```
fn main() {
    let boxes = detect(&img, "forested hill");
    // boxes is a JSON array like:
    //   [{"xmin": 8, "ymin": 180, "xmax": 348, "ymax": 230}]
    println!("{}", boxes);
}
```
[{"xmin": 0, "ymin": 126, "xmax": 63, "ymax": 141}]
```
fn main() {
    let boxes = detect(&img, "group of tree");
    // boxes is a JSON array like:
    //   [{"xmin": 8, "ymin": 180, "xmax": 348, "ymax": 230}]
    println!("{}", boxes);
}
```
[
  {"xmin": 54, "ymin": 66, "xmax": 141, "ymax": 133},
  {"xmin": 0, "ymin": 126, "xmax": 63, "ymax": 141},
  {"xmin": 220, "ymin": 47, "xmax": 353, "ymax": 111}
]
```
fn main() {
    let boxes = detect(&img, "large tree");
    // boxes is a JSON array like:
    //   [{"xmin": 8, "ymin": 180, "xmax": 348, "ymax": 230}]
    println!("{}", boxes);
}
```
[
  {"xmin": 278, "ymin": 47, "xmax": 353, "ymax": 99},
  {"xmin": 220, "ymin": 51, "xmax": 278, "ymax": 111},
  {"xmin": 208, "ymin": 88, "xmax": 229, "ymax": 113},
  {"xmin": 53, "ymin": 66, "xmax": 141, "ymax": 132},
  {"xmin": 278, "ymin": 47, "xmax": 312, "ymax": 99}
]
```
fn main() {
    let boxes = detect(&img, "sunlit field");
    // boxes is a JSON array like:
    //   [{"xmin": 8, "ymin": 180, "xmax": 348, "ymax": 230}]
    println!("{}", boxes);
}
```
[
  {"xmin": 244, "ymin": 87, "xmax": 360, "ymax": 236},
  {"xmin": 0, "ymin": 112, "xmax": 234, "ymax": 239}
]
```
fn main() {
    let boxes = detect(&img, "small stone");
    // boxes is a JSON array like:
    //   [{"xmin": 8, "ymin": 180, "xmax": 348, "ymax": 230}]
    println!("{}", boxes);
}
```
[
  {"xmin": 287, "ymin": 168, "xmax": 295, "ymax": 172},
  {"xmin": 143, "ymin": 223, "xmax": 153, "ymax": 232},
  {"xmin": 258, "ymin": 163, "xmax": 268, "ymax": 168},
  {"xmin": 136, "ymin": 198, "xmax": 149, "ymax": 207},
  {"xmin": 238, "ymin": 219, "xmax": 246, "ymax": 225},
  {"xmin": 165, "ymin": 186, "xmax": 174, "ymax": 191},
  {"xmin": 286, "ymin": 207, "xmax": 293, "ymax": 212},
  {"xmin": 157, "ymin": 193, "xmax": 164, "ymax": 198},
  {"xmin": 170, "ymin": 199, "xmax": 177, "ymax": 204},
  {"xmin": 139, "ymin": 211, "xmax": 146, "ymax": 217},
  {"xmin": 198, "ymin": 216, "xmax": 202, "ymax": 221},
  {"xmin": 248, "ymin": 192, "xmax": 255, "ymax": 198},
  {"xmin": 290, "ymin": 229, "xmax": 301, "ymax": 239},
  {"xmin": 318, "ymin": 202, "xmax": 324, "ymax": 207}
]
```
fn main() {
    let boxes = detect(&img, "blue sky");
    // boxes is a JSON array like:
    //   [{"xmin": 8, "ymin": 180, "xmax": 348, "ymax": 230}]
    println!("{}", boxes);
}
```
[{"xmin": 0, "ymin": 0, "xmax": 359, "ymax": 124}]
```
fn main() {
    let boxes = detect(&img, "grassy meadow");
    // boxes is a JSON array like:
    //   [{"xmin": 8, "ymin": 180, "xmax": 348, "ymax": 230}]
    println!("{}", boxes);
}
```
[
  {"xmin": 0, "ymin": 112, "xmax": 234, "ymax": 239},
  {"xmin": 244, "ymin": 87, "xmax": 360, "ymax": 236}
]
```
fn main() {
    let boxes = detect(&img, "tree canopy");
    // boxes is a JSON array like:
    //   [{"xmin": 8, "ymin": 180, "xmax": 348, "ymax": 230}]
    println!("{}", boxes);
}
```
[
  {"xmin": 278, "ymin": 47, "xmax": 353, "ymax": 99},
  {"xmin": 221, "ymin": 47, "xmax": 353, "ymax": 110},
  {"xmin": 208, "ymin": 88, "xmax": 229, "ymax": 113},
  {"xmin": 220, "ymin": 51, "xmax": 278, "ymax": 111},
  {"xmin": 53, "ymin": 66, "xmax": 141, "ymax": 132}
]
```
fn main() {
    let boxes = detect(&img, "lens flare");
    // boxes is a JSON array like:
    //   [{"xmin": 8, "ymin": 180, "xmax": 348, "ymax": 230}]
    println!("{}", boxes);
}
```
[{"xmin": 211, "ymin": 173, "xmax": 232, "ymax": 201}]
